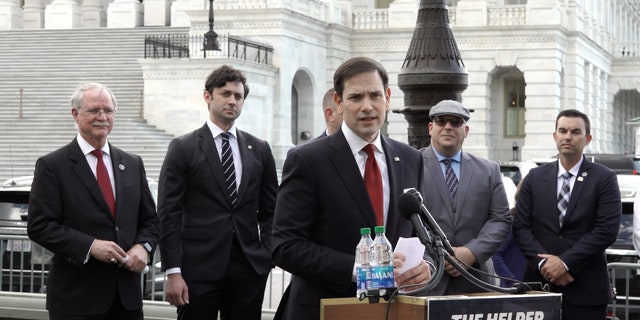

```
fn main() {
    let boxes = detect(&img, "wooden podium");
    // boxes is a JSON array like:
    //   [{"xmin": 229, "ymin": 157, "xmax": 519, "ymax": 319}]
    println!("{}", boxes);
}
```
[{"xmin": 321, "ymin": 292, "xmax": 562, "ymax": 320}]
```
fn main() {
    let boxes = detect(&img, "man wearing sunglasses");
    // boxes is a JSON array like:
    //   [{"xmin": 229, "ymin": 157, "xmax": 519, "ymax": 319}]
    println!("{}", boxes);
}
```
[{"xmin": 419, "ymin": 99, "xmax": 511, "ymax": 295}]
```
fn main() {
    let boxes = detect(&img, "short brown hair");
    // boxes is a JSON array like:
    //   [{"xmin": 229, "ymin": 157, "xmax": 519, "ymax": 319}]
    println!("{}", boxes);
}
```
[
  {"xmin": 204, "ymin": 65, "xmax": 249, "ymax": 98},
  {"xmin": 556, "ymin": 109, "xmax": 590, "ymax": 135},
  {"xmin": 333, "ymin": 57, "xmax": 388, "ymax": 99}
]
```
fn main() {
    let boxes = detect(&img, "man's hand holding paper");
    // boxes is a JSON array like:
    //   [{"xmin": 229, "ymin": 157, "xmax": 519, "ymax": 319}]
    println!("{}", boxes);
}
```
[{"xmin": 393, "ymin": 237, "xmax": 433, "ymax": 290}]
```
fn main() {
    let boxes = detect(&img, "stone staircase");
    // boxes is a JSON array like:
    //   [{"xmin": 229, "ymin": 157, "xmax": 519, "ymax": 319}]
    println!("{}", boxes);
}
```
[{"xmin": 0, "ymin": 26, "xmax": 190, "ymax": 182}]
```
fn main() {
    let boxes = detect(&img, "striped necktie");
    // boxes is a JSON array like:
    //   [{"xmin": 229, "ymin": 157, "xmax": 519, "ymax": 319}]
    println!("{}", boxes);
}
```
[
  {"xmin": 442, "ymin": 158, "xmax": 458, "ymax": 197},
  {"xmin": 220, "ymin": 132, "xmax": 238, "ymax": 207},
  {"xmin": 557, "ymin": 172, "xmax": 572, "ymax": 227}
]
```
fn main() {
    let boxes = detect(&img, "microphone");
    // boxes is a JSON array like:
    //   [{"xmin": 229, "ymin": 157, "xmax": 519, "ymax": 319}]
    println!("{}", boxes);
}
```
[
  {"xmin": 402, "ymin": 188, "xmax": 455, "ymax": 255},
  {"xmin": 397, "ymin": 192, "xmax": 433, "ymax": 247},
  {"xmin": 400, "ymin": 188, "xmax": 533, "ymax": 295}
]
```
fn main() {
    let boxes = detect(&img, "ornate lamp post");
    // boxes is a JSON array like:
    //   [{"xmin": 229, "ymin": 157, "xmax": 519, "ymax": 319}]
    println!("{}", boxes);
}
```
[
  {"xmin": 203, "ymin": 0, "xmax": 220, "ymax": 54},
  {"xmin": 395, "ymin": 0, "xmax": 468, "ymax": 149}
]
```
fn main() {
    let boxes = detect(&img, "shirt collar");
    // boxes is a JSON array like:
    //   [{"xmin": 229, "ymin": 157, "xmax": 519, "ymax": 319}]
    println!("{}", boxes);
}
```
[
  {"xmin": 341, "ymin": 122, "xmax": 383, "ymax": 156},
  {"xmin": 77, "ymin": 134, "xmax": 110, "ymax": 156},
  {"xmin": 207, "ymin": 119, "xmax": 237, "ymax": 139},
  {"xmin": 557, "ymin": 157, "xmax": 583, "ymax": 178},
  {"xmin": 433, "ymin": 149, "xmax": 461, "ymax": 163}
]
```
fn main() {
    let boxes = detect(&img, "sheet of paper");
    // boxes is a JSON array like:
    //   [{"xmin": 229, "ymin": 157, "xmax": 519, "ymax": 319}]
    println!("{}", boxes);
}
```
[{"xmin": 393, "ymin": 237, "xmax": 425, "ymax": 274}]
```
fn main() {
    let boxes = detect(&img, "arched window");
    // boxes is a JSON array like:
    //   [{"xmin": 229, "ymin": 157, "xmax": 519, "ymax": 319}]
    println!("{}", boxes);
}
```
[{"xmin": 504, "ymin": 77, "xmax": 526, "ymax": 137}]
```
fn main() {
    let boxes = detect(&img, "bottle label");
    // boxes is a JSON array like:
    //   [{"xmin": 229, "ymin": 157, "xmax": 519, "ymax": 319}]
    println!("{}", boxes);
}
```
[
  {"xmin": 356, "ymin": 266, "xmax": 369, "ymax": 289},
  {"xmin": 370, "ymin": 265, "xmax": 394, "ymax": 289}
]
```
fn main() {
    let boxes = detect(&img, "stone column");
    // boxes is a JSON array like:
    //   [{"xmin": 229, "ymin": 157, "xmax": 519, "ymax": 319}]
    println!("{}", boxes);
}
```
[
  {"xmin": 144, "ymin": 0, "xmax": 170, "ymax": 26},
  {"xmin": 22, "ymin": 0, "xmax": 45, "ymax": 29},
  {"xmin": 44, "ymin": 0, "xmax": 81, "ymax": 29},
  {"xmin": 107, "ymin": 0, "xmax": 142, "ymax": 28},
  {"xmin": 0, "ymin": 0, "xmax": 23, "ymax": 29},
  {"xmin": 82, "ymin": 0, "xmax": 105, "ymax": 28}
]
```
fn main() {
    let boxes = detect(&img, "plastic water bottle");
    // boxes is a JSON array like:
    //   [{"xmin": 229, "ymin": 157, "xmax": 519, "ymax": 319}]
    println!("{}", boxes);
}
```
[
  {"xmin": 355, "ymin": 227, "xmax": 372, "ymax": 300},
  {"xmin": 370, "ymin": 226, "xmax": 394, "ymax": 296}
]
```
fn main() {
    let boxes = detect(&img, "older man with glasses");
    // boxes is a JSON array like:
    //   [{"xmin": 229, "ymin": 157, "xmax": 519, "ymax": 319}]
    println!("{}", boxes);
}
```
[{"xmin": 419, "ymin": 99, "xmax": 512, "ymax": 295}]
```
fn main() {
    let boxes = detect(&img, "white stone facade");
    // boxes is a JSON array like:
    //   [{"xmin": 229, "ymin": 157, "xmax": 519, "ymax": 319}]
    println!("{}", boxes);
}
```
[{"xmin": 3, "ymin": 0, "xmax": 640, "ymax": 167}]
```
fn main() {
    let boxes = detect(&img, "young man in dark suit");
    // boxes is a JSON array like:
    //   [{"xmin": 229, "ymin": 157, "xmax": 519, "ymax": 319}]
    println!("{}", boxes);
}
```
[
  {"xmin": 272, "ymin": 56, "xmax": 433, "ymax": 320},
  {"xmin": 513, "ymin": 109, "xmax": 620, "ymax": 320},
  {"xmin": 27, "ymin": 82, "xmax": 159, "ymax": 320},
  {"xmin": 158, "ymin": 65, "xmax": 278, "ymax": 320}
]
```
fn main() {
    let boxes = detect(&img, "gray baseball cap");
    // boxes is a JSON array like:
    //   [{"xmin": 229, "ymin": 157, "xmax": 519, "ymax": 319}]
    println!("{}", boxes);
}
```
[{"xmin": 429, "ymin": 100, "xmax": 471, "ymax": 121}]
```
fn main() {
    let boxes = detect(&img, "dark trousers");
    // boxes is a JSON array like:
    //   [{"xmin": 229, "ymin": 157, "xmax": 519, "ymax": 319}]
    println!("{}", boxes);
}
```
[
  {"xmin": 177, "ymin": 243, "xmax": 269, "ymax": 320},
  {"xmin": 49, "ymin": 289, "xmax": 143, "ymax": 320}
]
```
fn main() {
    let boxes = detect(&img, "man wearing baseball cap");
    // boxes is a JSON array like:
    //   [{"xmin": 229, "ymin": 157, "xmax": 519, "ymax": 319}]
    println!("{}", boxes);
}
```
[{"xmin": 419, "ymin": 99, "xmax": 512, "ymax": 295}]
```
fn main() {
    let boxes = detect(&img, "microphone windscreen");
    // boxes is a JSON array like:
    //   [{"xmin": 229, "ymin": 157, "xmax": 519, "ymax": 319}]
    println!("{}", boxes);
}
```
[{"xmin": 397, "ymin": 192, "xmax": 421, "ymax": 220}]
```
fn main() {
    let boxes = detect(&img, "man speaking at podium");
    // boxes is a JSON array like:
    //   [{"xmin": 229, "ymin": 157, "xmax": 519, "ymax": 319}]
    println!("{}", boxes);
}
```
[{"xmin": 272, "ymin": 57, "xmax": 433, "ymax": 320}]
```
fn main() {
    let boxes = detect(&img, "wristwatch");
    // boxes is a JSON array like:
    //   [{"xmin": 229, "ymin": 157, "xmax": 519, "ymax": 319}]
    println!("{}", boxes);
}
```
[{"xmin": 141, "ymin": 242, "xmax": 153, "ymax": 254}]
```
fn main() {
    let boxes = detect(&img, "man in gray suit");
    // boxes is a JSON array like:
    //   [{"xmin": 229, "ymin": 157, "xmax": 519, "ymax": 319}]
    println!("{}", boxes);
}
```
[{"xmin": 420, "ymin": 99, "xmax": 511, "ymax": 295}]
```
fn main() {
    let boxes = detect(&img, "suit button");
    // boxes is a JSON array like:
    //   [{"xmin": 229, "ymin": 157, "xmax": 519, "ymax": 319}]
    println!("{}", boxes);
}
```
[{"xmin": 115, "ymin": 226, "xmax": 120, "ymax": 232}]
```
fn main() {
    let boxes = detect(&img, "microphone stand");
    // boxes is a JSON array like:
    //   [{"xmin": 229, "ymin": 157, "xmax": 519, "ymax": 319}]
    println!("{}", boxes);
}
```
[
  {"xmin": 400, "ymin": 188, "xmax": 531, "ymax": 295},
  {"xmin": 397, "ymin": 188, "xmax": 540, "ymax": 297},
  {"xmin": 401, "ymin": 229, "xmax": 447, "ymax": 296}
]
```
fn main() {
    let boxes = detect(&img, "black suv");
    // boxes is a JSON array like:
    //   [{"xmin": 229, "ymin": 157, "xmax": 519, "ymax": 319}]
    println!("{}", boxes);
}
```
[
  {"xmin": 584, "ymin": 154, "xmax": 637, "ymax": 175},
  {"xmin": 0, "ymin": 177, "xmax": 52, "ymax": 293}
]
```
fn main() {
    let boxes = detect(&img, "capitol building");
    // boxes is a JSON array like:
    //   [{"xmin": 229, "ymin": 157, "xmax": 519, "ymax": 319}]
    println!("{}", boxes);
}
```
[{"xmin": 0, "ymin": 0, "xmax": 639, "ymax": 178}]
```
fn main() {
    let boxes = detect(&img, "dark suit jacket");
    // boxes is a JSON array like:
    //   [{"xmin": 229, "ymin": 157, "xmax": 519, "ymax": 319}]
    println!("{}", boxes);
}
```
[
  {"xmin": 272, "ymin": 130, "xmax": 423, "ymax": 320},
  {"xmin": 27, "ymin": 138, "xmax": 158, "ymax": 314},
  {"xmin": 158, "ymin": 124, "xmax": 277, "ymax": 280},
  {"xmin": 420, "ymin": 147, "xmax": 511, "ymax": 294},
  {"xmin": 512, "ymin": 158, "xmax": 620, "ymax": 306}
]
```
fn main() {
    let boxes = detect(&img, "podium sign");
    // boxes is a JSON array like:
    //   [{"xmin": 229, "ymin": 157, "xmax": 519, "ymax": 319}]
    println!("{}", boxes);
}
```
[
  {"xmin": 428, "ymin": 292, "xmax": 561, "ymax": 320},
  {"xmin": 321, "ymin": 292, "xmax": 561, "ymax": 320}
]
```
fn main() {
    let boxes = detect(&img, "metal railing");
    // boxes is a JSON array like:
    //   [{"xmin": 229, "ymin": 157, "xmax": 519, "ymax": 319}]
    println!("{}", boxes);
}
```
[
  {"xmin": 144, "ymin": 34, "xmax": 274, "ymax": 65},
  {"xmin": 0, "ymin": 234, "xmax": 288, "ymax": 318},
  {"xmin": 608, "ymin": 262, "xmax": 640, "ymax": 320}
]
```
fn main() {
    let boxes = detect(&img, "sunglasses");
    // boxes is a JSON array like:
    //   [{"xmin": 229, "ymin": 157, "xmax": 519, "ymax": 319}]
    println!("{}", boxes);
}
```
[{"xmin": 433, "ymin": 117, "xmax": 466, "ymax": 128}]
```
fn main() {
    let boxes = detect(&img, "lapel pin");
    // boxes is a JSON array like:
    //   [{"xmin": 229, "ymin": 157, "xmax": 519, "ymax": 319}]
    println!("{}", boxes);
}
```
[
  {"xmin": 394, "ymin": 157, "xmax": 400, "ymax": 162},
  {"xmin": 577, "ymin": 176, "xmax": 583, "ymax": 182},
  {"xmin": 119, "ymin": 164, "xmax": 125, "ymax": 171},
  {"xmin": 248, "ymin": 145, "xmax": 253, "ymax": 150}
]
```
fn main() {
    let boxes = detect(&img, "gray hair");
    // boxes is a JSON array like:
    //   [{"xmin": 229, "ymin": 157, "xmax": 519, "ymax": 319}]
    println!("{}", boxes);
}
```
[{"xmin": 70, "ymin": 82, "xmax": 118, "ymax": 111}]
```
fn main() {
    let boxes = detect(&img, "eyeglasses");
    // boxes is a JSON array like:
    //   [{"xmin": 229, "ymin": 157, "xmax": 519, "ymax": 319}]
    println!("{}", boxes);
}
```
[
  {"xmin": 81, "ymin": 108, "xmax": 115, "ymax": 116},
  {"xmin": 433, "ymin": 117, "xmax": 465, "ymax": 128}
]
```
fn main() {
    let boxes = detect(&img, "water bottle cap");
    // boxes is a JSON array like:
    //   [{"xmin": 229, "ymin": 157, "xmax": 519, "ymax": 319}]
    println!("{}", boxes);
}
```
[
  {"xmin": 374, "ymin": 226, "xmax": 385, "ymax": 233},
  {"xmin": 360, "ymin": 227, "xmax": 371, "ymax": 235}
]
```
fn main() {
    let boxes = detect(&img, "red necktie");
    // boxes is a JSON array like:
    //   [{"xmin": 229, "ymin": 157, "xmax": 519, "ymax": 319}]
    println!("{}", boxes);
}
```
[
  {"xmin": 91, "ymin": 149, "xmax": 116, "ymax": 218},
  {"xmin": 363, "ymin": 144, "xmax": 383, "ymax": 226}
]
